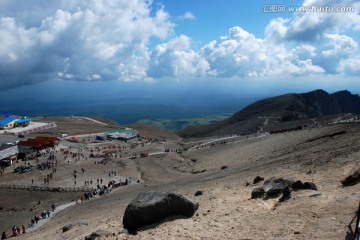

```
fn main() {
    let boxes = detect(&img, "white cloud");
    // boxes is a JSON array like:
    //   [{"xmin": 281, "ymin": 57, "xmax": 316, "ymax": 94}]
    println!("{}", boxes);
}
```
[
  {"xmin": 321, "ymin": 34, "xmax": 358, "ymax": 57},
  {"xmin": 199, "ymin": 27, "xmax": 324, "ymax": 78},
  {"xmin": 265, "ymin": 0, "xmax": 360, "ymax": 42},
  {"xmin": 0, "ymin": 0, "xmax": 359, "ymax": 90},
  {"xmin": 179, "ymin": 12, "xmax": 196, "ymax": 21},
  {"xmin": 0, "ymin": 0, "xmax": 173, "ymax": 89},
  {"xmin": 148, "ymin": 35, "xmax": 210, "ymax": 78},
  {"xmin": 337, "ymin": 58, "xmax": 360, "ymax": 75}
]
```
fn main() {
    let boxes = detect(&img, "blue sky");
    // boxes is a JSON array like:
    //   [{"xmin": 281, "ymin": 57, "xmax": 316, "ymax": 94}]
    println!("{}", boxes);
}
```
[{"xmin": 0, "ymin": 0, "xmax": 360, "ymax": 119}]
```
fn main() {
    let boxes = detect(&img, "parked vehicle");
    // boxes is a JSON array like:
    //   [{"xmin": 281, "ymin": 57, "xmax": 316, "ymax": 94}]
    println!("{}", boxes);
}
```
[
  {"xmin": 60, "ymin": 133, "xmax": 68, "ymax": 138},
  {"xmin": 13, "ymin": 165, "xmax": 33, "ymax": 173}
]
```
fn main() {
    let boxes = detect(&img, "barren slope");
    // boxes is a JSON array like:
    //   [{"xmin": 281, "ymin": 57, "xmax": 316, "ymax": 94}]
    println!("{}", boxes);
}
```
[{"xmin": 19, "ymin": 123, "xmax": 360, "ymax": 240}]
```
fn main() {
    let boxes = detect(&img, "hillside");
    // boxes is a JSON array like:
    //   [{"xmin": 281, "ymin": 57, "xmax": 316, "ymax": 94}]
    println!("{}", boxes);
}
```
[
  {"xmin": 178, "ymin": 89, "xmax": 360, "ymax": 138},
  {"xmin": 17, "ymin": 122, "xmax": 360, "ymax": 240}
]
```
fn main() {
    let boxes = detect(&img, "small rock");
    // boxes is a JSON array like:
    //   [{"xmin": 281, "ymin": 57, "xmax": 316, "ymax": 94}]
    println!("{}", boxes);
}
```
[
  {"xmin": 221, "ymin": 165, "xmax": 228, "ymax": 170},
  {"xmin": 253, "ymin": 176, "xmax": 264, "ymax": 184},
  {"xmin": 294, "ymin": 231, "xmax": 301, "ymax": 234},
  {"xmin": 62, "ymin": 222, "xmax": 88, "ymax": 233},
  {"xmin": 85, "ymin": 230, "xmax": 111, "ymax": 240},
  {"xmin": 279, "ymin": 186, "xmax": 292, "ymax": 202},
  {"xmin": 251, "ymin": 187, "xmax": 265, "ymax": 199},
  {"xmin": 292, "ymin": 180, "xmax": 304, "ymax": 190},
  {"xmin": 303, "ymin": 182, "xmax": 317, "ymax": 191},
  {"xmin": 341, "ymin": 168, "xmax": 360, "ymax": 186},
  {"xmin": 309, "ymin": 193, "xmax": 322, "ymax": 198},
  {"xmin": 63, "ymin": 225, "xmax": 73, "ymax": 233},
  {"xmin": 266, "ymin": 187, "xmax": 283, "ymax": 198},
  {"xmin": 194, "ymin": 191, "xmax": 203, "ymax": 196}
]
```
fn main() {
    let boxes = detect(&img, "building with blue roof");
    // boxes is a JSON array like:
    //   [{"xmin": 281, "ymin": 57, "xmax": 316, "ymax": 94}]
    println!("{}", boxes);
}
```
[
  {"xmin": 0, "ymin": 117, "xmax": 17, "ymax": 130},
  {"xmin": 0, "ymin": 117, "xmax": 32, "ymax": 130},
  {"xmin": 15, "ymin": 118, "xmax": 32, "ymax": 127}
]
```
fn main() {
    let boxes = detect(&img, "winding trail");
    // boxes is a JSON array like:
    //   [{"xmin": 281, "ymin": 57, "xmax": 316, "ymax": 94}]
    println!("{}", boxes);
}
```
[{"xmin": 27, "ymin": 201, "xmax": 76, "ymax": 232}]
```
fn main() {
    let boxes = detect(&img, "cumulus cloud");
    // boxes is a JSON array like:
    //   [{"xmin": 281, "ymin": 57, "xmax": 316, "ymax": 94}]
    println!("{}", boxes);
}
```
[
  {"xmin": 199, "ymin": 26, "xmax": 325, "ymax": 78},
  {"xmin": 262, "ymin": 0, "xmax": 360, "ymax": 75},
  {"xmin": 179, "ymin": 12, "xmax": 196, "ymax": 21},
  {"xmin": 337, "ymin": 58, "xmax": 360, "ymax": 75},
  {"xmin": 0, "ymin": 0, "xmax": 359, "ymax": 90},
  {"xmin": 0, "ymin": 0, "xmax": 173, "ymax": 89},
  {"xmin": 148, "ymin": 35, "xmax": 210, "ymax": 78},
  {"xmin": 288, "ymin": 0, "xmax": 360, "ymax": 41}
]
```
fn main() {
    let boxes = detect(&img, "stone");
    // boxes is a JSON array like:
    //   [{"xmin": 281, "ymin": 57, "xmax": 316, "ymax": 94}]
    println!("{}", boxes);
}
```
[
  {"xmin": 194, "ymin": 191, "xmax": 203, "ymax": 196},
  {"xmin": 303, "ymin": 182, "xmax": 317, "ymax": 191},
  {"xmin": 123, "ymin": 192, "xmax": 199, "ymax": 234},
  {"xmin": 251, "ymin": 187, "xmax": 265, "ymax": 199},
  {"xmin": 263, "ymin": 177, "xmax": 294, "ymax": 198},
  {"xmin": 341, "ymin": 168, "xmax": 360, "ymax": 186},
  {"xmin": 263, "ymin": 177, "xmax": 294, "ymax": 191},
  {"xmin": 266, "ymin": 187, "xmax": 283, "ymax": 198},
  {"xmin": 62, "ymin": 222, "xmax": 88, "ymax": 233},
  {"xmin": 85, "ymin": 230, "xmax": 111, "ymax": 240},
  {"xmin": 279, "ymin": 186, "xmax": 292, "ymax": 202},
  {"xmin": 292, "ymin": 180, "xmax": 305, "ymax": 190},
  {"xmin": 253, "ymin": 176, "xmax": 264, "ymax": 184},
  {"xmin": 221, "ymin": 165, "xmax": 228, "ymax": 170}
]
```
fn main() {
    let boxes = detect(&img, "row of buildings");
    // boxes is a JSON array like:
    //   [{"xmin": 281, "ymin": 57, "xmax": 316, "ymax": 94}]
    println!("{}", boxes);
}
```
[{"xmin": 0, "ymin": 136, "xmax": 59, "ymax": 168}]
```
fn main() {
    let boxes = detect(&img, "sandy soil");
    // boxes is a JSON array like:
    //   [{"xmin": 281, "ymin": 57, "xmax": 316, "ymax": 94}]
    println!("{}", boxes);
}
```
[{"xmin": 1, "ymin": 121, "xmax": 360, "ymax": 239}]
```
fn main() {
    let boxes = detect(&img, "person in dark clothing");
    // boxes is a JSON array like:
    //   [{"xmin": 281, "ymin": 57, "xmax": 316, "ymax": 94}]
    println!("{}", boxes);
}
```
[{"xmin": 1, "ymin": 231, "xmax": 7, "ymax": 239}]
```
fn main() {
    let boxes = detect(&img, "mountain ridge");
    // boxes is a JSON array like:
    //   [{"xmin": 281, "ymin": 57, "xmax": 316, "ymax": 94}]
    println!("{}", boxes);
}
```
[{"xmin": 178, "ymin": 89, "xmax": 360, "ymax": 138}]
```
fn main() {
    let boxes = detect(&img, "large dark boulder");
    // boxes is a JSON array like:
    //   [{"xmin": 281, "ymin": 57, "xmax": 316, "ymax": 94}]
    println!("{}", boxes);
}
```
[
  {"xmin": 123, "ymin": 192, "xmax": 199, "ymax": 233},
  {"xmin": 251, "ymin": 187, "xmax": 265, "ymax": 199},
  {"xmin": 341, "ymin": 168, "xmax": 360, "ymax": 186}
]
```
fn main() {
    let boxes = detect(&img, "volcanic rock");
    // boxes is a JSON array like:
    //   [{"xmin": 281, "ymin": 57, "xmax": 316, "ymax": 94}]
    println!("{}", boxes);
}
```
[
  {"xmin": 123, "ymin": 192, "xmax": 199, "ymax": 234},
  {"xmin": 251, "ymin": 187, "xmax": 265, "ymax": 199},
  {"xmin": 341, "ymin": 168, "xmax": 360, "ymax": 186}
]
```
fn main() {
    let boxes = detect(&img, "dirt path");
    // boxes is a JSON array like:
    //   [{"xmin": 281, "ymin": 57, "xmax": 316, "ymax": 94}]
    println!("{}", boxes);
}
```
[{"xmin": 27, "ymin": 201, "xmax": 76, "ymax": 232}]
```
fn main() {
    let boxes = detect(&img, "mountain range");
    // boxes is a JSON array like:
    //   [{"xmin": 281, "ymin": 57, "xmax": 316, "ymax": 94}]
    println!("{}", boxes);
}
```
[{"xmin": 178, "ymin": 89, "xmax": 360, "ymax": 138}]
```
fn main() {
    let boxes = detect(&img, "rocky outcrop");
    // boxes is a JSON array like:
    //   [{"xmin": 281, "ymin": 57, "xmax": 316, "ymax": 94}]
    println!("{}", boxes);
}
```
[
  {"xmin": 251, "ymin": 176, "xmax": 317, "ymax": 201},
  {"xmin": 123, "ymin": 192, "xmax": 199, "ymax": 234},
  {"xmin": 263, "ymin": 177, "xmax": 294, "ymax": 198},
  {"xmin": 341, "ymin": 168, "xmax": 360, "ymax": 186}
]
